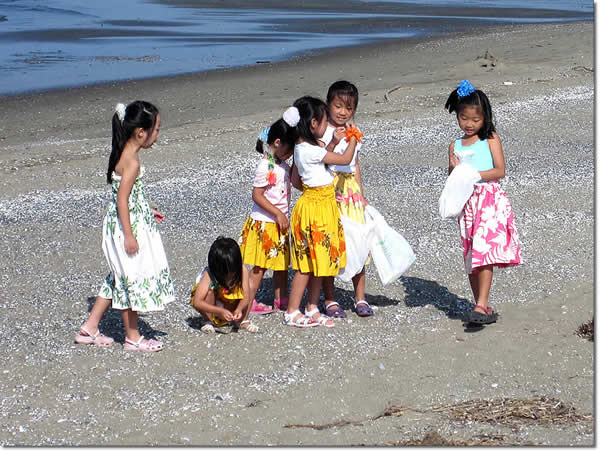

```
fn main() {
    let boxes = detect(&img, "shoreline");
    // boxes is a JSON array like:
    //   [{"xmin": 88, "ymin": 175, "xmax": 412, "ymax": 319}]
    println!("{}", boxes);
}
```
[{"xmin": 0, "ymin": 20, "xmax": 594, "ymax": 445}]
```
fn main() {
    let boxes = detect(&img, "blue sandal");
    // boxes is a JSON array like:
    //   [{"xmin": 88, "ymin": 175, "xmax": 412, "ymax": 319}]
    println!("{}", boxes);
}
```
[
  {"xmin": 324, "ymin": 301, "xmax": 347, "ymax": 319},
  {"xmin": 354, "ymin": 300, "xmax": 374, "ymax": 317}
]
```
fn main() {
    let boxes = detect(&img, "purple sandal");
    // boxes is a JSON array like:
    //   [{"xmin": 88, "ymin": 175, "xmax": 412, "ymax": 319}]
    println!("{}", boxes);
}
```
[
  {"xmin": 324, "ymin": 301, "xmax": 347, "ymax": 319},
  {"xmin": 354, "ymin": 300, "xmax": 374, "ymax": 317}
]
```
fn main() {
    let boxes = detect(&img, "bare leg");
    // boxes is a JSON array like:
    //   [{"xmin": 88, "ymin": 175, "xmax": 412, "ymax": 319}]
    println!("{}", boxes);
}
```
[
  {"xmin": 305, "ymin": 276, "xmax": 334, "ymax": 327},
  {"xmin": 322, "ymin": 276, "xmax": 335, "ymax": 310},
  {"xmin": 248, "ymin": 266, "xmax": 266, "ymax": 303},
  {"xmin": 121, "ymin": 309, "xmax": 142, "ymax": 342},
  {"xmin": 287, "ymin": 271, "xmax": 311, "ymax": 314},
  {"xmin": 81, "ymin": 296, "xmax": 112, "ymax": 335},
  {"xmin": 352, "ymin": 268, "xmax": 366, "ymax": 302},
  {"xmin": 469, "ymin": 265, "xmax": 493, "ymax": 311},
  {"xmin": 272, "ymin": 270, "xmax": 288, "ymax": 302}
]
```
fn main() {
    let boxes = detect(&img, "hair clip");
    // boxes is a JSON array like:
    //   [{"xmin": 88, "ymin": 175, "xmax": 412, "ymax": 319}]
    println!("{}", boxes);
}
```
[
  {"xmin": 457, "ymin": 80, "xmax": 476, "ymax": 98},
  {"xmin": 282, "ymin": 106, "xmax": 300, "ymax": 127},
  {"xmin": 258, "ymin": 126, "xmax": 270, "ymax": 142},
  {"xmin": 115, "ymin": 103, "xmax": 126, "ymax": 122}
]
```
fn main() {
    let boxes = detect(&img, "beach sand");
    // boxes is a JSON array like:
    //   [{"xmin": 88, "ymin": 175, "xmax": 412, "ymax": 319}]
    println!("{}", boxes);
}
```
[{"xmin": 0, "ymin": 20, "xmax": 594, "ymax": 445}]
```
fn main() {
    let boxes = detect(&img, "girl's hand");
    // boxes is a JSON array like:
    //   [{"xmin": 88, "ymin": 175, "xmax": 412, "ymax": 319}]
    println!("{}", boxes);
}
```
[
  {"xmin": 275, "ymin": 211, "xmax": 290, "ymax": 233},
  {"xmin": 124, "ymin": 234, "xmax": 139, "ymax": 255},
  {"xmin": 152, "ymin": 208, "xmax": 165, "ymax": 224},
  {"xmin": 218, "ymin": 309, "xmax": 235, "ymax": 322},
  {"xmin": 232, "ymin": 308, "xmax": 243, "ymax": 321},
  {"xmin": 332, "ymin": 127, "xmax": 345, "ymax": 146}
]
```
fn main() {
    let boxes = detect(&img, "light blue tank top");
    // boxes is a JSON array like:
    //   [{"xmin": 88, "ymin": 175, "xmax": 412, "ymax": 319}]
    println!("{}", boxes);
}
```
[{"xmin": 454, "ymin": 138, "xmax": 494, "ymax": 172}]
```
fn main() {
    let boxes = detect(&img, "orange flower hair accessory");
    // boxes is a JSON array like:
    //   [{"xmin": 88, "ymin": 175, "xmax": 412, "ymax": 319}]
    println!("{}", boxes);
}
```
[{"xmin": 344, "ymin": 125, "xmax": 363, "ymax": 143}]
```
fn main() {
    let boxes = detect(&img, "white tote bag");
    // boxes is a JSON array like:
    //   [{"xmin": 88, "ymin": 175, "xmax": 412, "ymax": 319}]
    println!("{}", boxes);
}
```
[
  {"xmin": 438, "ymin": 163, "xmax": 481, "ymax": 219},
  {"xmin": 364, "ymin": 205, "xmax": 416, "ymax": 285},
  {"xmin": 337, "ymin": 215, "xmax": 373, "ymax": 283}
]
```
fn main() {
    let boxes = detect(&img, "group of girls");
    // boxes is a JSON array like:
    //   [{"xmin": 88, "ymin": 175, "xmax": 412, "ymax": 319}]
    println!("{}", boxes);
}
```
[{"xmin": 74, "ymin": 79, "xmax": 522, "ymax": 351}]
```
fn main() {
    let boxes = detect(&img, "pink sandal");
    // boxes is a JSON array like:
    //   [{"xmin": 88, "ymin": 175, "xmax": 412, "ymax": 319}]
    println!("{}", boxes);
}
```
[
  {"xmin": 123, "ymin": 336, "xmax": 163, "ymax": 352},
  {"xmin": 250, "ymin": 299, "xmax": 275, "ymax": 315},
  {"xmin": 74, "ymin": 326, "xmax": 114, "ymax": 347}
]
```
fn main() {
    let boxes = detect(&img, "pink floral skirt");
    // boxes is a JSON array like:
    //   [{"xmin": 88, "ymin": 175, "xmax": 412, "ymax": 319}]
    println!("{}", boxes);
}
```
[{"xmin": 459, "ymin": 182, "xmax": 523, "ymax": 274}]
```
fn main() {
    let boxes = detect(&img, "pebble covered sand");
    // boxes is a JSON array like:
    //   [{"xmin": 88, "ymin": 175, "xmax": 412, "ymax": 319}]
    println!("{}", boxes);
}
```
[{"xmin": 0, "ymin": 21, "xmax": 594, "ymax": 446}]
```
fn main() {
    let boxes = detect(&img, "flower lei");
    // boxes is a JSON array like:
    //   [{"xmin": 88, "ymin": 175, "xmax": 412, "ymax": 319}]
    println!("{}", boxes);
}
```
[
  {"xmin": 265, "ymin": 149, "xmax": 280, "ymax": 185},
  {"xmin": 344, "ymin": 125, "xmax": 364, "ymax": 143},
  {"xmin": 457, "ymin": 80, "xmax": 476, "ymax": 98}
]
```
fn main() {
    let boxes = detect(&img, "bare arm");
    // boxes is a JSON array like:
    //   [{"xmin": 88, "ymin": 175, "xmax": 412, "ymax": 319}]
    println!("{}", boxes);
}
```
[
  {"xmin": 191, "ymin": 272, "xmax": 234, "ymax": 320},
  {"xmin": 322, "ymin": 136, "xmax": 357, "ymax": 166},
  {"xmin": 354, "ymin": 154, "xmax": 368, "ymax": 205},
  {"xmin": 290, "ymin": 162, "xmax": 302, "ymax": 190},
  {"xmin": 252, "ymin": 186, "xmax": 289, "ymax": 232},
  {"xmin": 233, "ymin": 268, "xmax": 251, "ymax": 319},
  {"xmin": 448, "ymin": 141, "xmax": 459, "ymax": 175},
  {"xmin": 116, "ymin": 158, "xmax": 140, "ymax": 255},
  {"xmin": 324, "ymin": 127, "xmax": 345, "ymax": 152},
  {"xmin": 479, "ymin": 133, "xmax": 505, "ymax": 180}
]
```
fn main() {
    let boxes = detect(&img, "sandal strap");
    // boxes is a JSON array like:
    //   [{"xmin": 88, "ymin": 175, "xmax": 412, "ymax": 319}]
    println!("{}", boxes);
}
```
[
  {"xmin": 325, "ymin": 301, "xmax": 340, "ymax": 309},
  {"xmin": 125, "ymin": 336, "xmax": 145, "ymax": 347},
  {"xmin": 80, "ymin": 326, "xmax": 99, "ymax": 340},
  {"xmin": 284, "ymin": 310, "xmax": 302, "ymax": 322},
  {"xmin": 304, "ymin": 308, "xmax": 320, "ymax": 317},
  {"xmin": 355, "ymin": 300, "xmax": 369, "ymax": 307}
]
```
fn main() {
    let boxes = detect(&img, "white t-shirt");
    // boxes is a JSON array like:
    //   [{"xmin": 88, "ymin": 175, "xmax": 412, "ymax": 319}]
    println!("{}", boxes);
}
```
[
  {"xmin": 320, "ymin": 125, "xmax": 362, "ymax": 173},
  {"xmin": 294, "ymin": 141, "xmax": 334, "ymax": 187},
  {"xmin": 250, "ymin": 157, "xmax": 291, "ymax": 223}
]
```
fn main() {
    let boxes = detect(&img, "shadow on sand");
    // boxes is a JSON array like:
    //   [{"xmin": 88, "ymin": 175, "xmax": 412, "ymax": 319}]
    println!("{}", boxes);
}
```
[{"xmin": 86, "ymin": 296, "xmax": 167, "ymax": 343}]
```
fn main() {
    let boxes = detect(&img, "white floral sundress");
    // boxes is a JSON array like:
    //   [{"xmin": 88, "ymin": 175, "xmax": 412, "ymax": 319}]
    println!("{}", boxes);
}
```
[{"xmin": 98, "ymin": 166, "xmax": 175, "ymax": 311}]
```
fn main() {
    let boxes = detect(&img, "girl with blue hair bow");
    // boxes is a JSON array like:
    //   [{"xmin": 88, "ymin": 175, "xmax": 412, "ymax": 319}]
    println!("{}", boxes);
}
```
[
  {"xmin": 238, "ymin": 108, "xmax": 300, "ymax": 315},
  {"xmin": 445, "ymin": 80, "xmax": 523, "ymax": 326}
]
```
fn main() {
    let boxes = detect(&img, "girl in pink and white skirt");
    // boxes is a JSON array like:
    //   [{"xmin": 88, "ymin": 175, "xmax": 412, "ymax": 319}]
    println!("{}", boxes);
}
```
[{"xmin": 445, "ymin": 80, "xmax": 522, "ymax": 325}]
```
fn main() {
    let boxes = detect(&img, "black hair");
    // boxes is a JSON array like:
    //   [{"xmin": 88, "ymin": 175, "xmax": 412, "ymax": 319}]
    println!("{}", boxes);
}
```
[
  {"xmin": 326, "ymin": 80, "xmax": 359, "ymax": 109},
  {"xmin": 107, "ymin": 100, "xmax": 159, "ymax": 184},
  {"xmin": 444, "ymin": 88, "xmax": 495, "ymax": 140},
  {"xmin": 292, "ymin": 96, "xmax": 327, "ymax": 146},
  {"xmin": 207, "ymin": 236, "xmax": 243, "ymax": 291},
  {"xmin": 255, "ymin": 117, "xmax": 298, "ymax": 154}
]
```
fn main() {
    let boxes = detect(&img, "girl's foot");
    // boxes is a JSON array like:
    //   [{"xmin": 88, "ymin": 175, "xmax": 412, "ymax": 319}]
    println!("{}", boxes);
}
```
[
  {"xmin": 274, "ymin": 297, "xmax": 289, "ymax": 311},
  {"xmin": 324, "ymin": 301, "xmax": 347, "ymax": 318},
  {"xmin": 200, "ymin": 323, "xmax": 216, "ymax": 334},
  {"xmin": 354, "ymin": 300, "xmax": 374, "ymax": 317},
  {"xmin": 468, "ymin": 305, "xmax": 498, "ymax": 324},
  {"xmin": 74, "ymin": 326, "xmax": 114, "ymax": 347},
  {"xmin": 236, "ymin": 320, "xmax": 259, "ymax": 333},
  {"xmin": 305, "ymin": 307, "xmax": 335, "ymax": 328},
  {"xmin": 283, "ymin": 310, "xmax": 319, "ymax": 328},
  {"xmin": 123, "ymin": 336, "xmax": 163, "ymax": 352}
]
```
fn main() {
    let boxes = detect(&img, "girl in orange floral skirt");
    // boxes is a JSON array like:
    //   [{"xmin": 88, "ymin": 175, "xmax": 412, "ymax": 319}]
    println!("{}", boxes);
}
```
[
  {"xmin": 239, "ymin": 110, "xmax": 299, "ymax": 315},
  {"xmin": 284, "ymin": 96, "xmax": 359, "ymax": 328}
]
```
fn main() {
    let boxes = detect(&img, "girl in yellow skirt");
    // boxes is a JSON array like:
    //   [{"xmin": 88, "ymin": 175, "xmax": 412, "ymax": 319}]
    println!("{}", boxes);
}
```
[
  {"xmin": 284, "ymin": 96, "xmax": 359, "ymax": 328},
  {"xmin": 238, "ymin": 110, "xmax": 299, "ymax": 315},
  {"xmin": 190, "ymin": 236, "xmax": 258, "ymax": 333},
  {"xmin": 319, "ymin": 81, "xmax": 374, "ymax": 318}
]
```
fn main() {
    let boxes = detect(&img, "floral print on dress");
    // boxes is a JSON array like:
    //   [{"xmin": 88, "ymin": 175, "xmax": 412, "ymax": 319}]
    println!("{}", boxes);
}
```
[
  {"xmin": 459, "ymin": 181, "xmax": 522, "ymax": 274},
  {"xmin": 99, "ymin": 167, "xmax": 175, "ymax": 312},
  {"xmin": 292, "ymin": 218, "xmax": 344, "ymax": 269}
]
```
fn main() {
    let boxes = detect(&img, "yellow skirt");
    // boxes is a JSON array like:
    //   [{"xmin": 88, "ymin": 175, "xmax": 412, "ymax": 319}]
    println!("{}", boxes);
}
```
[
  {"xmin": 239, "ymin": 217, "xmax": 290, "ymax": 271},
  {"xmin": 333, "ymin": 172, "xmax": 366, "ymax": 223},
  {"xmin": 290, "ymin": 183, "xmax": 346, "ymax": 276}
]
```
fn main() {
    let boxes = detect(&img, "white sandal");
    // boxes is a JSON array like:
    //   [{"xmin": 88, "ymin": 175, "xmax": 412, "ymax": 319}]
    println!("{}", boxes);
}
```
[
  {"xmin": 305, "ymin": 308, "xmax": 335, "ymax": 328},
  {"xmin": 237, "ymin": 320, "xmax": 259, "ymax": 333},
  {"xmin": 283, "ymin": 310, "xmax": 319, "ymax": 328}
]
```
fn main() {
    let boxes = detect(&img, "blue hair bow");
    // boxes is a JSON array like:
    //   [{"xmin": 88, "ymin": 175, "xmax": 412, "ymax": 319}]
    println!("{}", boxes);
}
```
[
  {"xmin": 259, "ymin": 126, "xmax": 270, "ymax": 143},
  {"xmin": 457, "ymin": 80, "xmax": 476, "ymax": 98}
]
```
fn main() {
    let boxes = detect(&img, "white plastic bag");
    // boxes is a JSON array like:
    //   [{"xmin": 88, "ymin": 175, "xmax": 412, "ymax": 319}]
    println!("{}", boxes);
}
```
[
  {"xmin": 438, "ymin": 163, "xmax": 481, "ymax": 219},
  {"xmin": 364, "ymin": 205, "xmax": 416, "ymax": 285},
  {"xmin": 337, "ymin": 215, "xmax": 373, "ymax": 283}
]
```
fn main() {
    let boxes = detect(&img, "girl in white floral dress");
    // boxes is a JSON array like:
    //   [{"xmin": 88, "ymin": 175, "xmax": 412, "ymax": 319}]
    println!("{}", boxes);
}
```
[{"xmin": 74, "ymin": 101, "xmax": 175, "ymax": 352}]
